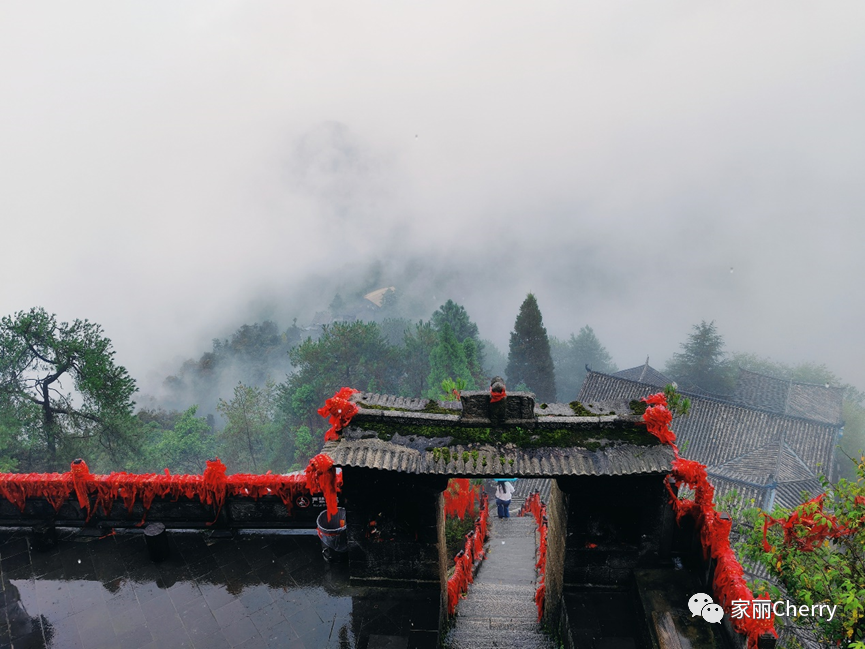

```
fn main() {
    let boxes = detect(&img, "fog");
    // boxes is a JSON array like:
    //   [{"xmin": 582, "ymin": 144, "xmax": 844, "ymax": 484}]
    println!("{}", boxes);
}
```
[{"xmin": 2, "ymin": 2, "xmax": 864, "ymax": 397}]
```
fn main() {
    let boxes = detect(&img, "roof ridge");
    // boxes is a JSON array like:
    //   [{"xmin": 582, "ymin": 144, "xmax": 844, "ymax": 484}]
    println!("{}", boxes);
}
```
[
  {"xmin": 709, "ymin": 439, "xmax": 782, "ymax": 471},
  {"xmin": 780, "ymin": 441, "xmax": 817, "ymax": 475}
]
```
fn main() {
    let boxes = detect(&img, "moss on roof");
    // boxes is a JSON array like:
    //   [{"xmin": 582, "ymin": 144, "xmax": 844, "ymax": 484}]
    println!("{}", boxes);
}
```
[{"xmin": 354, "ymin": 420, "xmax": 657, "ymax": 450}]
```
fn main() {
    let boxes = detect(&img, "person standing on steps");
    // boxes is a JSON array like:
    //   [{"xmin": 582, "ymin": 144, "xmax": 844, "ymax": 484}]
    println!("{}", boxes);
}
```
[{"xmin": 494, "ymin": 479, "xmax": 515, "ymax": 519}]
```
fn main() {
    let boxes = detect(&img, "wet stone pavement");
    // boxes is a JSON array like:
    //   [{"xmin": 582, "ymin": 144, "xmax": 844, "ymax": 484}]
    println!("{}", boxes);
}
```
[{"xmin": 0, "ymin": 529, "xmax": 439, "ymax": 649}]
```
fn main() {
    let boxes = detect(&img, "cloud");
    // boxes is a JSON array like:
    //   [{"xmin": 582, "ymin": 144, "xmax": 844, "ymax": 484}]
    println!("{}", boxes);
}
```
[{"xmin": 2, "ymin": 2, "xmax": 865, "ymax": 393}]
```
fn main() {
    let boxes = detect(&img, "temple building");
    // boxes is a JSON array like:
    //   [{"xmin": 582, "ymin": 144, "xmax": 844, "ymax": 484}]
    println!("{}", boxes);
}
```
[{"xmin": 0, "ymin": 384, "xmax": 779, "ymax": 648}]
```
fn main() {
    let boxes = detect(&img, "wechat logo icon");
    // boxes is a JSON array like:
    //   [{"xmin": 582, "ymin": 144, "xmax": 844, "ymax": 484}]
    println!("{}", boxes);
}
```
[{"xmin": 688, "ymin": 593, "xmax": 725, "ymax": 624}]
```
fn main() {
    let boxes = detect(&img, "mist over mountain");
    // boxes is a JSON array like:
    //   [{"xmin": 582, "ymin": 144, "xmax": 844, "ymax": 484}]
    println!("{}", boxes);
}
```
[{"xmin": 2, "ymin": 3, "xmax": 865, "ymax": 398}]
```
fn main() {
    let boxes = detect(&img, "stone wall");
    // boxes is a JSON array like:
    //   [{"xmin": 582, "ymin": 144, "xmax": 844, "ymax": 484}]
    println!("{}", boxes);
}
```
[
  {"xmin": 543, "ymin": 479, "xmax": 567, "ymax": 627},
  {"xmin": 340, "ymin": 467, "xmax": 448, "ymax": 591},
  {"xmin": 556, "ymin": 473, "xmax": 670, "ymax": 587},
  {"xmin": 0, "ymin": 494, "xmax": 326, "ymax": 529}
]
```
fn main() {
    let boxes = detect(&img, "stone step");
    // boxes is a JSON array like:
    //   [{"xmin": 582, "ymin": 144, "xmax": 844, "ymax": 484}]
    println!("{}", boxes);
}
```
[
  {"xmin": 446, "ymin": 630, "xmax": 555, "ymax": 649},
  {"xmin": 457, "ymin": 600, "xmax": 539, "ymax": 619},
  {"xmin": 448, "ymin": 617, "xmax": 541, "ymax": 632},
  {"xmin": 467, "ymin": 582, "xmax": 537, "ymax": 596},
  {"xmin": 445, "ymin": 508, "xmax": 553, "ymax": 649}
]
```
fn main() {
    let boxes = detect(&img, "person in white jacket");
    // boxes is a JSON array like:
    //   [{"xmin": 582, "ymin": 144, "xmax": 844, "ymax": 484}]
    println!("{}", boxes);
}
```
[{"xmin": 494, "ymin": 480, "xmax": 515, "ymax": 519}]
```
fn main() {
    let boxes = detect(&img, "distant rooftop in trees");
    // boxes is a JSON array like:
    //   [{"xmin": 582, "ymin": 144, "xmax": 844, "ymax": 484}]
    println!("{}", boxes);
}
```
[{"xmin": 612, "ymin": 359, "xmax": 672, "ymax": 389}]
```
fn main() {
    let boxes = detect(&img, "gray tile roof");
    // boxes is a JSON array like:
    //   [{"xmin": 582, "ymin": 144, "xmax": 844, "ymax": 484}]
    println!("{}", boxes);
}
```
[
  {"xmin": 731, "ymin": 368, "xmax": 844, "ymax": 426},
  {"xmin": 578, "ymin": 371, "xmax": 841, "ymax": 509},
  {"xmin": 707, "ymin": 440, "xmax": 815, "ymax": 486},
  {"xmin": 325, "ymin": 436, "xmax": 675, "ymax": 478},
  {"xmin": 321, "ymin": 392, "xmax": 675, "ymax": 478},
  {"xmin": 612, "ymin": 362, "xmax": 672, "ymax": 388}
]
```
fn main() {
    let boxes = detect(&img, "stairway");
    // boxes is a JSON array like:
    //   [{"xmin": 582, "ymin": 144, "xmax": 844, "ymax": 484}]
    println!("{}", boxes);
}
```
[{"xmin": 445, "ymin": 514, "xmax": 555, "ymax": 649}]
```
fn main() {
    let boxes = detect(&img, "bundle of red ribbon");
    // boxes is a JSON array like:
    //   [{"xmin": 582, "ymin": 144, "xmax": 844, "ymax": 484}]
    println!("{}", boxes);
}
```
[
  {"xmin": 644, "ymin": 393, "xmax": 776, "ymax": 649},
  {"xmin": 443, "ymin": 478, "xmax": 480, "ymax": 520},
  {"xmin": 0, "ymin": 453, "xmax": 340, "ymax": 524},
  {"xmin": 761, "ymin": 493, "xmax": 856, "ymax": 553},
  {"xmin": 317, "ymin": 387, "xmax": 360, "ymax": 441},
  {"xmin": 519, "ymin": 492, "xmax": 548, "ymax": 621},
  {"xmin": 446, "ymin": 492, "xmax": 489, "ymax": 616}
]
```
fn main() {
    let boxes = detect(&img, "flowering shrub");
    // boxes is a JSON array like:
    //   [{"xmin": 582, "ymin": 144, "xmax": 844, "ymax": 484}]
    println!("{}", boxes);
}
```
[{"xmin": 739, "ymin": 463, "xmax": 865, "ymax": 646}]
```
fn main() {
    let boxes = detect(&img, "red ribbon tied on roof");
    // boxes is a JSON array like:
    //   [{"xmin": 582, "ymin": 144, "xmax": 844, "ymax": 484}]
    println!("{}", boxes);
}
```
[
  {"xmin": 642, "ymin": 403, "xmax": 676, "ymax": 446},
  {"xmin": 318, "ymin": 387, "xmax": 360, "ymax": 441}
]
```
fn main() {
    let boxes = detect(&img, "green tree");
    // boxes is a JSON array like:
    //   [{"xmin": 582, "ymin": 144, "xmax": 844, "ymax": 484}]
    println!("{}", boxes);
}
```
[
  {"xmin": 480, "ymin": 339, "xmax": 507, "ymax": 378},
  {"xmin": 739, "ymin": 462, "xmax": 865, "ymax": 646},
  {"xmin": 431, "ymin": 299, "xmax": 485, "ymax": 376},
  {"xmin": 551, "ymin": 326, "xmax": 618, "ymax": 401},
  {"xmin": 425, "ymin": 324, "xmax": 475, "ymax": 399},
  {"xmin": 216, "ymin": 382, "xmax": 277, "ymax": 473},
  {"xmin": 506, "ymin": 294, "xmax": 556, "ymax": 402},
  {"xmin": 399, "ymin": 321, "xmax": 439, "ymax": 397},
  {"xmin": 275, "ymin": 321, "xmax": 400, "ymax": 453},
  {"xmin": 664, "ymin": 320, "xmax": 734, "ymax": 394},
  {"xmin": 145, "ymin": 406, "xmax": 214, "ymax": 474},
  {"xmin": 462, "ymin": 338, "xmax": 485, "ymax": 386},
  {"xmin": 294, "ymin": 425, "xmax": 319, "ymax": 466},
  {"xmin": 431, "ymin": 300, "xmax": 480, "ymax": 343},
  {"xmin": 0, "ymin": 395, "xmax": 22, "ymax": 472},
  {"xmin": 0, "ymin": 307, "xmax": 139, "ymax": 470}
]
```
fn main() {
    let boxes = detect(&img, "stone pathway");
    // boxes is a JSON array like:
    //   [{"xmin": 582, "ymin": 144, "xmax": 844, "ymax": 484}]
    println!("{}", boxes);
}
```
[{"xmin": 444, "ymin": 513, "xmax": 555, "ymax": 649}]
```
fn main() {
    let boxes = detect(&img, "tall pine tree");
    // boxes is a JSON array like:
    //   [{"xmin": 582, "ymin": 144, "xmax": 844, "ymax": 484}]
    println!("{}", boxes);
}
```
[
  {"xmin": 551, "ymin": 326, "xmax": 617, "ymax": 401},
  {"xmin": 664, "ymin": 320, "xmax": 734, "ymax": 394},
  {"xmin": 425, "ymin": 323, "xmax": 475, "ymax": 399},
  {"xmin": 506, "ymin": 294, "xmax": 556, "ymax": 402}
]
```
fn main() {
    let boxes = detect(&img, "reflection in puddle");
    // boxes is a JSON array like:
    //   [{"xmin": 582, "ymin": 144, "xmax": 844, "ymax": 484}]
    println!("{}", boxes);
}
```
[{"xmin": 1, "ymin": 530, "xmax": 436, "ymax": 648}]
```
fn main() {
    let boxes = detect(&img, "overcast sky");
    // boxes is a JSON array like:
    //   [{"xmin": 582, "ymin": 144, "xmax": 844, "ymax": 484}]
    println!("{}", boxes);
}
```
[{"xmin": 2, "ymin": 2, "xmax": 864, "ymax": 395}]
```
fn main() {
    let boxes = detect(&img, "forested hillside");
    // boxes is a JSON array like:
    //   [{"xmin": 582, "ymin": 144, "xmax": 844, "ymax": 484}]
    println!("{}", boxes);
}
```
[{"xmin": 2, "ymin": 302, "xmax": 862, "ymax": 478}]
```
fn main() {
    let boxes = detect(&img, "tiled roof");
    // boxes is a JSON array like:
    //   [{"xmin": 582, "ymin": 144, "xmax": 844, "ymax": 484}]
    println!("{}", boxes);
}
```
[
  {"xmin": 325, "ymin": 436, "xmax": 674, "ymax": 478},
  {"xmin": 707, "ymin": 440, "xmax": 815, "ymax": 486},
  {"xmin": 578, "ymin": 371, "xmax": 840, "ymax": 506},
  {"xmin": 321, "ymin": 392, "xmax": 675, "ymax": 478},
  {"xmin": 352, "ymin": 393, "xmax": 461, "ymax": 412},
  {"xmin": 731, "ymin": 368, "xmax": 844, "ymax": 426},
  {"xmin": 612, "ymin": 363, "xmax": 671, "ymax": 388}
]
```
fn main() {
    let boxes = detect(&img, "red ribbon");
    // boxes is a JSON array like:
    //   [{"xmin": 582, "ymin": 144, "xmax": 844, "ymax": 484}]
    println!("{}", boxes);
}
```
[
  {"xmin": 447, "ymin": 492, "xmax": 490, "ymax": 616},
  {"xmin": 305, "ymin": 453, "xmax": 339, "ymax": 517},
  {"xmin": 0, "ymin": 457, "xmax": 334, "ymax": 525},
  {"xmin": 443, "ymin": 478, "xmax": 480, "ymax": 519},
  {"xmin": 317, "ymin": 387, "xmax": 359, "ymax": 442},
  {"xmin": 490, "ymin": 388, "xmax": 506, "ymax": 403},
  {"xmin": 642, "ymin": 392, "xmax": 777, "ymax": 649},
  {"xmin": 519, "ymin": 493, "xmax": 548, "ymax": 621}
]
